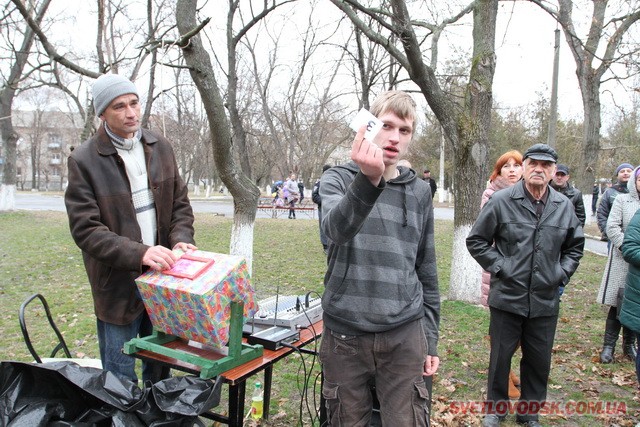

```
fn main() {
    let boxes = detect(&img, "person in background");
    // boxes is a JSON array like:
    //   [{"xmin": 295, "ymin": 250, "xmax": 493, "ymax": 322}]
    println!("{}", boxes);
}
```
[
  {"xmin": 422, "ymin": 168, "xmax": 437, "ymax": 200},
  {"xmin": 592, "ymin": 181, "xmax": 600, "ymax": 216},
  {"xmin": 312, "ymin": 164, "xmax": 331, "ymax": 254},
  {"xmin": 479, "ymin": 150, "xmax": 523, "ymax": 400},
  {"xmin": 467, "ymin": 143, "xmax": 584, "ymax": 427},
  {"xmin": 598, "ymin": 163, "xmax": 633, "ymax": 241},
  {"xmin": 65, "ymin": 74, "xmax": 196, "ymax": 384},
  {"xmin": 549, "ymin": 164, "xmax": 586, "ymax": 227},
  {"xmin": 619, "ymin": 209, "xmax": 640, "ymax": 386},
  {"xmin": 319, "ymin": 90, "xmax": 439, "ymax": 426},
  {"xmin": 597, "ymin": 166, "xmax": 640, "ymax": 364},
  {"xmin": 284, "ymin": 172, "xmax": 300, "ymax": 219},
  {"xmin": 298, "ymin": 179, "xmax": 305, "ymax": 204}
]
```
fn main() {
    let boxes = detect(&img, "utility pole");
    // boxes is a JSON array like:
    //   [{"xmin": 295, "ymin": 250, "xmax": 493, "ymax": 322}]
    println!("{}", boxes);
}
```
[
  {"xmin": 547, "ymin": 28, "xmax": 560, "ymax": 148},
  {"xmin": 439, "ymin": 128, "xmax": 445, "ymax": 203}
]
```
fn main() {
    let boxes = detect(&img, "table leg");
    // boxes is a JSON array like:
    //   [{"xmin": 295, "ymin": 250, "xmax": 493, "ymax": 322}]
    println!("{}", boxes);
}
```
[
  {"xmin": 263, "ymin": 365, "xmax": 273, "ymax": 419},
  {"xmin": 228, "ymin": 381, "xmax": 247, "ymax": 427}
]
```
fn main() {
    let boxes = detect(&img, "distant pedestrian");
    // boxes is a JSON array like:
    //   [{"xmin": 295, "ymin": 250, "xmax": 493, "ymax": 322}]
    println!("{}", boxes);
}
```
[
  {"xmin": 422, "ymin": 169, "xmax": 437, "ymax": 199},
  {"xmin": 312, "ymin": 164, "xmax": 331, "ymax": 254},
  {"xmin": 549, "ymin": 164, "xmax": 586, "ymax": 227},
  {"xmin": 298, "ymin": 180, "xmax": 305, "ymax": 204},
  {"xmin": 284, "ymin": 172, "xmax": 300, "ymax": 219},
  {"xmin": 592, "ymin": 181, "xmax": 600, "ymax": 216}
]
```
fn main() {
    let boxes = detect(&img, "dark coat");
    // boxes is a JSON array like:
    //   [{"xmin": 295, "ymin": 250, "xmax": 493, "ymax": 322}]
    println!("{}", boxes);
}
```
[
  {"xmin": 620, "ymin": 210, "xmax": 640, "ymax": 333},
  {"xmin": 597, "ymin": 182, "xmax": 628, "ymax": 237},
  {"xmin": 65, "ymin": 126, "xmax": 195, "ymax": 325},
  {"xmin": 466, "ymin": 180, "xmax": 584, "ymax": 318},
  {"xmin": 550, "ymin": 181, "xmax": 586, "ymax": 226}
]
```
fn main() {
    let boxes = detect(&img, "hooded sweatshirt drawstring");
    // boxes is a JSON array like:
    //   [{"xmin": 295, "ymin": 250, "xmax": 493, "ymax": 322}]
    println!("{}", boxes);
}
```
[{"xmin": 402, "ymin": 185, "xmax": 408, "ymax": 227}]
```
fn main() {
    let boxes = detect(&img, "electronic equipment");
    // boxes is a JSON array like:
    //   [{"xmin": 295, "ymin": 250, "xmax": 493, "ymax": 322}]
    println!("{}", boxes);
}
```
[
  {"xmin": 250, "ymin": 294, "xmax": 323, "ymax": 330},
  {"xmin": 246, "ymin": 326, "xmax": 300, "ymax": 351}
]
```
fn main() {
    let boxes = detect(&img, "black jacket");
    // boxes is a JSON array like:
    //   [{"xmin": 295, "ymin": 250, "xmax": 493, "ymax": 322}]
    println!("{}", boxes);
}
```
[
  {"xmin": 466, "ymin": 180, "xmax": 584, "ymax": 318},
  {"xmin": 597, "ymin": 182, "xmax": 629, "ymax": 236},
  {"xmin": 549, "ymin": 181, "xmax": 586, "ymax": 226}
]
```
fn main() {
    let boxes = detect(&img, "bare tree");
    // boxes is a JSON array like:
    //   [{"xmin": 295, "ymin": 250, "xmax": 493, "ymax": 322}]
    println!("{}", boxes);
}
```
[
  {"xmin": 531, "ymin": 0, "xmax": 640, "ymax": 191},
  {"xmin": 9, "ymin": 0, "xmax": 172, "ymax": 161},
  {"xmin": 243, "ymin": 10, "xmax": 352, "ymax": 188},
  {"xmin": 0, "ymin": 0, "xmax": 52, "ymax": 210},
  {"xmin": 175, "ymin": 0, "xmax": 295, "ymax": 269},
  {"xmin": 330, "ymin": 0, "xmax": 497, "ymax": 302}
]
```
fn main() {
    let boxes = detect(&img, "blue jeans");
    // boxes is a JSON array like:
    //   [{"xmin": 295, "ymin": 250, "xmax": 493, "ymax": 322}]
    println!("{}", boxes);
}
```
[{"xmin": 97, "ymin": 310, "xmax": 169, "ymax": 384}]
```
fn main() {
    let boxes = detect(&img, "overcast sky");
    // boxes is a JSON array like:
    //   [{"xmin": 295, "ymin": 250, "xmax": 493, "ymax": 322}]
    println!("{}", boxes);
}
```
[{"xmin": 21, "ymin": 1, "xmax": 639, "ymax": 133}]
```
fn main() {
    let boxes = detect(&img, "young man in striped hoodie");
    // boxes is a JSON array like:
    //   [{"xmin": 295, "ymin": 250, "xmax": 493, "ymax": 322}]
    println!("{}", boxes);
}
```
[{"xmin": 318, "ymin": 91, "xmax": 440, "ymax": 426}]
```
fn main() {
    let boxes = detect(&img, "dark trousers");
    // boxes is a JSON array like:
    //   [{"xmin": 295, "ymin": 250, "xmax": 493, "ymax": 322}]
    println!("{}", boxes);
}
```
[
  {"xmin": 487, "ymin": 307, "xmax": 558, "ymax": 422},
  {"xmin": 320, "ymin": 319, "xmax": 430, "ymax": 426}
]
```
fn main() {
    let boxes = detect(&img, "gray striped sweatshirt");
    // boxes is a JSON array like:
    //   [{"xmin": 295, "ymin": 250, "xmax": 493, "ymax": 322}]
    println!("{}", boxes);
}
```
[{"xmin": 319, "ymin": 162, "xmax": 440, "ymax": 355}]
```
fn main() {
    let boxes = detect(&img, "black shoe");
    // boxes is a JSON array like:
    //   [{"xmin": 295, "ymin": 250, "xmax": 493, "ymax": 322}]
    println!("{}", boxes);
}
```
[
  {"xmin": 600, "ymin": 318, "xmax": 621, "ymax": 363},
  {"xmin": 482, "ymin": 415, "xmax": 501, "ymax": 427},
  {"xmin": 623, "ymin": 327, "xmax": 637, "ymax": 361},
  {"xmin": 600, "ymin": 346, "xmax": 614, "ymax": 363}
]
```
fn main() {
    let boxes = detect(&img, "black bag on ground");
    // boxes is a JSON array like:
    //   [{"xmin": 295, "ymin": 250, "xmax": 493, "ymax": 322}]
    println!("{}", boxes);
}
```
[{"xmin": 0, "ymin": 360, "xmax": 222, "ymax": 426}]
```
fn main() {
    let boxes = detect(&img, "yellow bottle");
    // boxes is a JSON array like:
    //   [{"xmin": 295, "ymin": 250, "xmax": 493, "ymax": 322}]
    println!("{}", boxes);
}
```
[{"xmin": 250, "ymin": 381, "xmax": 263, "ymax": 420}]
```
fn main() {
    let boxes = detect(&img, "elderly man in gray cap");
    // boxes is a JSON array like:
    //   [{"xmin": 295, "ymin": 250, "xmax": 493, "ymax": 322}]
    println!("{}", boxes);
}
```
[
  {"xmin": 467, "ymin": 143, "xmax": 584, "ymax": 427},
  {"xmin": 65, "ymin": 74, "xmax": 196, "ymax": 384}
]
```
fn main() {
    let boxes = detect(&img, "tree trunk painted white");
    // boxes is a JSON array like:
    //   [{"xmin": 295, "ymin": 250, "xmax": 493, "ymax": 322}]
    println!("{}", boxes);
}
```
[
  {"xmin": 229, "ymin": 218, "xmax": 255, "ymax": 274},
  {"xmin": 176, "ymin": 0, "xmax": 262, "ymax": 285},
  {"xmin": 0, "ymin": 185, "xmax": 16, "ymax": 211},
  {"xmin": 448, "ymin": 224, "xmax": 481, "ymax": 304},
  {"xmin": 331, "ymin": 0, "xmax": 496, "ymax": 302}
]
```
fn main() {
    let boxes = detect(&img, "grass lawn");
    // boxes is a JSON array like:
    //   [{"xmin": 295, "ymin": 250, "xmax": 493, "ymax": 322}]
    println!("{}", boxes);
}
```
[{"xmin": 1, "ymin": 211, "xmax": 639, "ymax": 426}]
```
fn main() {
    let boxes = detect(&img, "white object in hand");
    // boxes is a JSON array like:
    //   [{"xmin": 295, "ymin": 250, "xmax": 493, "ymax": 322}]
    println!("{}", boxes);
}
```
[{"xmin": 349, "ymin": 108, "xmax": 383, "ymax": 142}]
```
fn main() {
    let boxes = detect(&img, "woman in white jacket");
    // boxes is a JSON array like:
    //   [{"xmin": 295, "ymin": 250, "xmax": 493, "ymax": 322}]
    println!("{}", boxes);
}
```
[{"xmin": 598, "ymin": 165, "xmax": 640, "ymax": 363}]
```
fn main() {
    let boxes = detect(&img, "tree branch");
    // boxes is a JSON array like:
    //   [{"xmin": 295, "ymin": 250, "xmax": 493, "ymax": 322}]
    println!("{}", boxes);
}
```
[
  {"xmin": 140, "ymin": 16, "xmax": 211, "ymax": 52},
  {"xmin": 10, "ymin": 0, "xmax": 101, "ymax": 78}
]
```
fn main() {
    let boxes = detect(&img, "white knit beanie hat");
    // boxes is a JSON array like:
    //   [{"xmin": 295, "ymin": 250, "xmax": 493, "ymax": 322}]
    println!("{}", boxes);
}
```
[{"xmin": 92, "ymin": 74, "xmax": 139, "ymax": 116}]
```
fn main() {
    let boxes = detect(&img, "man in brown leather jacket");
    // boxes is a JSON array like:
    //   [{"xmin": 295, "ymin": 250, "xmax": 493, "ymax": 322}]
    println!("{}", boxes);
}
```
[{"xmin": 65, "ymin": 74, "xmax": 196, "ymax": 384}]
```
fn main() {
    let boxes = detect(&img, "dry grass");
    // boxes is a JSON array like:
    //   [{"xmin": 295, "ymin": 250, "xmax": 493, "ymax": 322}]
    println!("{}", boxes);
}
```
[{"xmin": 1, "ymin": 211, "xmax": 638, "ymax": 426}]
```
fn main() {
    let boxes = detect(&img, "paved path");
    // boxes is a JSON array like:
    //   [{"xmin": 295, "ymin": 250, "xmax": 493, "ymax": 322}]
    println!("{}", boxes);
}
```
[
  {"xmin": 13, "ymin": 192, "xmax": 607, "ymax": 256},
  {"xmin": 14, "ymin": 192, "xmax": 455, "ymax": 220}
]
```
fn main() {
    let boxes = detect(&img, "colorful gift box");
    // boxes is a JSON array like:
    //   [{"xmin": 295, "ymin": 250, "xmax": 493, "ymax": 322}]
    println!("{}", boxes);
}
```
[{"xmin": 135, "ymin": 250, "xmax": 258, "ymax": 349}]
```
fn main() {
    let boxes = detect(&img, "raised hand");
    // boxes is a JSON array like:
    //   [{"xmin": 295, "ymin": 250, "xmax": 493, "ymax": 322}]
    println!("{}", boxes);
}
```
[{"xmin": 351, "ymin": 125, "xmax": 384, "ymax": 186}]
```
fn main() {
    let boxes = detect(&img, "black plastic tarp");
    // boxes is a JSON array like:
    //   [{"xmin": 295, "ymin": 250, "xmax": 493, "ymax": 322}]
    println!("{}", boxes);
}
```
[{"xmin": 0, "ymin": 360, "xmax": 222, "ymax": 426}]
